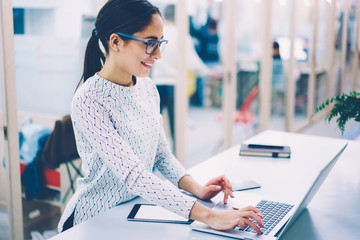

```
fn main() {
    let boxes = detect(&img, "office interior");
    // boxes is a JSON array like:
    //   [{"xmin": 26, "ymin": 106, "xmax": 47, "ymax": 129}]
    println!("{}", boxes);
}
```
[{"xmin": 0, "ymin": 0, "xmax": 359, "ymax": 239}]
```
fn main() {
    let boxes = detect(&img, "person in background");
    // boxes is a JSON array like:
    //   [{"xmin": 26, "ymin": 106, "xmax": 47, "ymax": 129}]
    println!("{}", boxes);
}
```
[
  {"xmin": 197, "ymin": 17, "xmax": 220, "ymax": 64},
  {"xmin": 151, "ymin": 4, "xmax": 212, "ymax": 146},
  {"xmin": 58, "ymin": 0, "xmax": 263, "ymax": 234},
  {"xmin": 272, "ymin": 41, "xmax": 281, "ymax": 60},
  {"xmin": 271, "ymin": 40, "xmax": 285, "ymax": 115}
]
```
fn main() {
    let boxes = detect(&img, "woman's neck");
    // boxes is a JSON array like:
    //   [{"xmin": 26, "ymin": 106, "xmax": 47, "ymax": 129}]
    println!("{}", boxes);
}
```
[{"xmin": 98, "ymin": 62, "xmax": 134, "ymax": 87}]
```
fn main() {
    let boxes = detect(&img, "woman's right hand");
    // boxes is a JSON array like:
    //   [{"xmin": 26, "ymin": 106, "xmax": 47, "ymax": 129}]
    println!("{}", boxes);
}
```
[
  {"xmin": 190, "ymin": 202, "xmax": 264, "ymax": 234},
  {"xmin": 207, "ymin": 206, "xmax": 264, "ymax": 234}
]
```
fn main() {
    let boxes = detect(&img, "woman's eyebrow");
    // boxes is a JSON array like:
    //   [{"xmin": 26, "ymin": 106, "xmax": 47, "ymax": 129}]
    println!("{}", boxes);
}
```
[{"xmin": 145, "ymin": 36, "xmax": 164, "ymax": 40}]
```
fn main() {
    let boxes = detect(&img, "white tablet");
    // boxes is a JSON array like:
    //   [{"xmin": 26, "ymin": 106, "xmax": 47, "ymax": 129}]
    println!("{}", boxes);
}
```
[{"xmin": 127, "ymin": 204, "xmax": 193, "ymax": 224}]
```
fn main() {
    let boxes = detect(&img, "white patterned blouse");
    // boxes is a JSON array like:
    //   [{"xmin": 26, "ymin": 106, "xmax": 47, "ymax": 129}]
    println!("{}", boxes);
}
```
[{"xmin": 57, "ymin": 74, "xmax": 195, "ymax": 232}]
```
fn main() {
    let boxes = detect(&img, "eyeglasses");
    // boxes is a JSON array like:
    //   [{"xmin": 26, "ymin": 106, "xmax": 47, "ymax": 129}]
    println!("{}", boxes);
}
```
[{"xmin": 116, "ymin": 32, "xmax": 168, "ymax": 55}]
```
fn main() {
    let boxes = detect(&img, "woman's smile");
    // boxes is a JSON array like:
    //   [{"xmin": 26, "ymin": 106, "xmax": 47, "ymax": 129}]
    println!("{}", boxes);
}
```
[{"xmin": 141, "ymin": 61, "xmax": 154, "ymax": 69}]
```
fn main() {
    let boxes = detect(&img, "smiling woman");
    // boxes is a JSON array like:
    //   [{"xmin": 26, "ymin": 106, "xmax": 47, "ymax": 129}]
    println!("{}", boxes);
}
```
[
  {"xmin": 77, "ymin": 0, "xmax": 163, "ymax": 86},
  {"xmin": 97, "ymin": 12, "xmax": 166, "ymax": 84},
  {"xmin": 58, "ymin": 0, "xmax": 262, "ymax": 235}
]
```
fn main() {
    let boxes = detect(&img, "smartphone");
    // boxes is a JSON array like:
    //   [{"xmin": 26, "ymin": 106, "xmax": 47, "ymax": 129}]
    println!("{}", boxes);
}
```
[
  {"xmin": 231, "ymin": 179, "xmax": 261, "ymax": 191},
  {"xmin": 127, "ymin": 204, "xmax": 194, "ymax": 224}
]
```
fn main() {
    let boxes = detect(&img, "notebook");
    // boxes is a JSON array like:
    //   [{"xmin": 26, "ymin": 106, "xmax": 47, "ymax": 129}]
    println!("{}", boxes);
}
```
[
  {"xmin": 239, "ymin": 144, "xmax": 291, "ymax": 158},
  {"xmin": 190, "ymin": 143, "xmax": 347, "ymax": 240}
]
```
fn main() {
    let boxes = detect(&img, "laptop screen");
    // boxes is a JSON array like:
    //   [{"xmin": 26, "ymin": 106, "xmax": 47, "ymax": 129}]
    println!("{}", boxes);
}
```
[{"xmin": 276, "ymin": 143, "xmax": 347, "ymax": 238}]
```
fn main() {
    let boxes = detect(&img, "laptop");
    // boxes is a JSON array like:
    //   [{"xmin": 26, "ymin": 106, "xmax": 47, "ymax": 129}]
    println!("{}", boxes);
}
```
[{"xmin": 190, "ymin": 143, "xmax": 348, "ymax": 240}]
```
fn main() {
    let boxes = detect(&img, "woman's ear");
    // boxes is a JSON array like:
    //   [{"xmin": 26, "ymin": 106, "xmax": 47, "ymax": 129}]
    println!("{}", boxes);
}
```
[{"xmin": 109, "ymin": 33, "xmax": 122, "ymax": 52}]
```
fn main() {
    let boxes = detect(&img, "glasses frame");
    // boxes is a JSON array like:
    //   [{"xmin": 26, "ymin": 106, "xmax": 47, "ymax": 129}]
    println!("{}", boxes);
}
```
[{"xmin": 116, "ymin": 32, "xmax": 168, "ymax": 55}]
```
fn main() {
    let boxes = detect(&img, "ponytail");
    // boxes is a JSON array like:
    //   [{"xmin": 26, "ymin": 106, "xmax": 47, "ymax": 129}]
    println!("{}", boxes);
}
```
[{"xmin": 76, "ymin": 33, "xmax": 106, "ymax": 91}]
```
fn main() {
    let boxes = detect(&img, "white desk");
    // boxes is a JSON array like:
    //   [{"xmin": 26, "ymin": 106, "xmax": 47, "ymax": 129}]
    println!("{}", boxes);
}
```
[{"xmin": 50, "ymin": 130, "xmax": 360, "ymax": 240}]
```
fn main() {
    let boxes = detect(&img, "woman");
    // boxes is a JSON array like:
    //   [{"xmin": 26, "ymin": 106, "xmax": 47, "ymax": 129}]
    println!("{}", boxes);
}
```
[{"xmin": 58, "ymin": 0, "xmax": 263, "ymax": 234}]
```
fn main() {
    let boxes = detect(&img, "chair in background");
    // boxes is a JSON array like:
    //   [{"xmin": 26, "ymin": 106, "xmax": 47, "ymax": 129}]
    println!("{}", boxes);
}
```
[
  {"xmin": 214, "ymin": 86, "xmax": 259, "ymax": 152},
  {"xmin": 217, "ymin": 86, "xmax": 259, "ymax": 137},
  {"xmin": 36, "ymin": 114, "xmax": 83, "ymax": 205},
  {"xmin": 233, "ymin": 85, "xmax": 259, "ymax": 134}
]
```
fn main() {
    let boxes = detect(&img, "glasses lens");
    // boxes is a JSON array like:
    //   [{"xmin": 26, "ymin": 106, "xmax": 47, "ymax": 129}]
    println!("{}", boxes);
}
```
[
  {"xmin": 146, "ymin": 40, "xmax": 158, "ymax": 54},
  {"xmin": 146, "ymin": 40, "xmax": 168, "ymax": 54},
  {"xmin": 159, "ymin": 40, "xmax": 167, "ymax": 53}
]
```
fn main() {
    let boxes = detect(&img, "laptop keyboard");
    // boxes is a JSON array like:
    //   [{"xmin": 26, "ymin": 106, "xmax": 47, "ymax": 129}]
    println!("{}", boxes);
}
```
[{"xmin": 241, "ymin": 200, "xmax": 294, "ymax": 235}]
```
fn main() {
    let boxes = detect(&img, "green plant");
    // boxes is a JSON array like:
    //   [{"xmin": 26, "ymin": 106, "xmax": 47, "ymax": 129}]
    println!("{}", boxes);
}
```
[{"xmin": 314, "ymin": 91, "xmax": 360, "ymax": 134}]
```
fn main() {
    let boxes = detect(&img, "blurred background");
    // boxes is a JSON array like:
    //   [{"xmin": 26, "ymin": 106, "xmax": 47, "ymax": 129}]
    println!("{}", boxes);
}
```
[{"xmin": 1, "ymin": 0, "xmax": 360, "ymax": 239}]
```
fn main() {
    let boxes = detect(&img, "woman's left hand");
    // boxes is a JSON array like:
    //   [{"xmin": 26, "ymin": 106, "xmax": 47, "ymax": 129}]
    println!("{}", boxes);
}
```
[{"xmin": 198, "ymin": 175, "xmax": 234, "ymax": 203}]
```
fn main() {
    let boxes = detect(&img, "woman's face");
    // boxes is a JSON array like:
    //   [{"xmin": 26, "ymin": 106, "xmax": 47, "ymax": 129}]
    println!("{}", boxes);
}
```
[{"xmin": 117, "ymin": 13, "xmax": 164, "ymax": 78}]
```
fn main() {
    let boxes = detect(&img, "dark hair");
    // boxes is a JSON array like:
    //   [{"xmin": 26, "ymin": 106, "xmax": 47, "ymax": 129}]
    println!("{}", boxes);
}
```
[
  {"xmin": 273, "ymin": 41, "xmax": 280, "ymax": 50},
  {"xmin": 78, "ymin": 0, "xmax": 161, "ymax": 88}
]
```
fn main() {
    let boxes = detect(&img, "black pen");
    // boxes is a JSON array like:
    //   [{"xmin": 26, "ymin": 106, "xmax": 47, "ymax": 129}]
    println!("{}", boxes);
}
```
[{"xmin": 248, "ymin": 144, "xmax": 284, "ymax": 150}]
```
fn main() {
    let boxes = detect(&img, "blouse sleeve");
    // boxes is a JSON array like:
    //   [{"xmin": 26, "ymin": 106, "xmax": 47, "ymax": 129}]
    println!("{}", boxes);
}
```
[
  {"xmin": 71, "ymin": 94, "xmax": 195, "ymax": 218},
  {"xmin": 154, "ymin": 115, "xmax": 189, "ymax": 187}
]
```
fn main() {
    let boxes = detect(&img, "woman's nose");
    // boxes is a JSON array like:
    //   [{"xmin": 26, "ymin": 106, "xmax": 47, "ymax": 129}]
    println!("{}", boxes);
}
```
[{"xmin": 151, "ymin": 46, "xmax": 162, "ymax": 60}]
